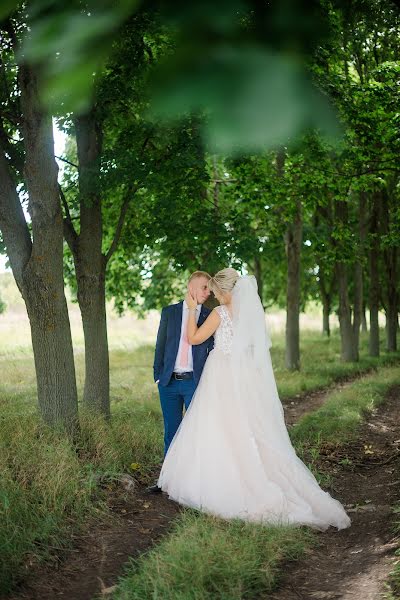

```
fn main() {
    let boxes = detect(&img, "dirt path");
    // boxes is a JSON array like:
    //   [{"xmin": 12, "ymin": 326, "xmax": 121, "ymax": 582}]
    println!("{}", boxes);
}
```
[
  {"xmin": 281, "ymin": 378, "xmax": 358, "ymax": 427},
  {"xmin": 5, "ymin": 378, "xmax": 399, "ymax": 600},
  {"xmin": 268, "ymin": 384, "xmax": 400, "ymax": 600},
  {"xmin": 4, "ymin": 481, "xmax": 181, "ymax": 600}
]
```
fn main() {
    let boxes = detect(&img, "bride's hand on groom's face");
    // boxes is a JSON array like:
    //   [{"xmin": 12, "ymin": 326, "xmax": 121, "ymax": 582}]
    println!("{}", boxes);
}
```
[{"xmin": 185, "ymin": 288, "xmax": 197, "ymax": 309}]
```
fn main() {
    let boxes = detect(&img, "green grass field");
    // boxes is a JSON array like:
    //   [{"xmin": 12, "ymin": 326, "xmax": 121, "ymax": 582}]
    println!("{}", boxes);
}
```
[{"xmin": 0, "ymin": 283, "xmax": 399, "ymax": 594}]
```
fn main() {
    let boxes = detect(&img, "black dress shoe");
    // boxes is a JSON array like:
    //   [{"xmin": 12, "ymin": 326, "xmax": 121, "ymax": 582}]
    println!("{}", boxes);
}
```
[{"xmin": 146, "ymin": 482, "xmax": 162, "ymax": 494}]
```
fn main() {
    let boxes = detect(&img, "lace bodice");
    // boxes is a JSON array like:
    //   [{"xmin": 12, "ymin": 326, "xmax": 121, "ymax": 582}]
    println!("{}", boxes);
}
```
[{"xmin": 214, "ymin": 305, "xmax": 233, "ymax": 355}]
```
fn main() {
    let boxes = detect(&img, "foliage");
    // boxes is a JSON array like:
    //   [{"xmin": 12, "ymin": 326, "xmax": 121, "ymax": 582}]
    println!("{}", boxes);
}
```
[
  {"xmin": 67, "ymin": 0, "xmax": 400, "ymax": 316},
  {"xmin": 3, "ymin": 0, "xmax": 341, "ymax": 152},
  {"xmin": 2, "ymin": 1, "xmax": 399, "ymax": 325}
]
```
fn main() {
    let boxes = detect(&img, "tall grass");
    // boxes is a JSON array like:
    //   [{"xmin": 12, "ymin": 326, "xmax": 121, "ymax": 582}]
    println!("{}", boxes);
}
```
[
  {"xmin": 0, "ymin": 414, "xmax": 95, "ymax": 591},
  {"xmin": 0, "ymin": 345, "xmax": 164, "ymax": 593},
  {"xmin": 0, "ymin": 406, "xmax": 163, "ymax": 593}
]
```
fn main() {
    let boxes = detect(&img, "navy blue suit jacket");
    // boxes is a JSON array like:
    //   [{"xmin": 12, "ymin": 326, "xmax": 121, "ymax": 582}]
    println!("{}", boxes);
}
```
[{"xmin": 153, "ymin": 301, "xmax": 214, "ymax": 387}]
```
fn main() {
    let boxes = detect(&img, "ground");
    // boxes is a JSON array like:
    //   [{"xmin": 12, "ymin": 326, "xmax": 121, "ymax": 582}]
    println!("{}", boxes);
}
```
[
  {"xmin": 269, "ymin": 385, "xmax": 400, "ymax": 600},
  {"xmin": 5, "ymin": 382, "xmax": 400, "ymax": 600}
]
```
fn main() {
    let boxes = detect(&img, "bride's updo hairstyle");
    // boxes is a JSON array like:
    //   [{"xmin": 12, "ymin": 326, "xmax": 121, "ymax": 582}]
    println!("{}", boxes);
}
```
[{"xmin": 208, "ymin": 268, "xmax": 240, "ymax": 296}]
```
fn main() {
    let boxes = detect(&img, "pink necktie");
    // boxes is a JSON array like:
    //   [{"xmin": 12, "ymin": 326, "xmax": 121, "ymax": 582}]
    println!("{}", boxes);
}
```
[{"xmin": 179, "ymin": 313, "xmax": 190, "ymax": 368}]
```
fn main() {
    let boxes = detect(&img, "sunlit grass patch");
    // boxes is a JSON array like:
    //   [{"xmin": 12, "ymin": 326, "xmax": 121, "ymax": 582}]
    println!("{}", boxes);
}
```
[{"xmin": 290, "ymin": 365, "xmax": 400, "ymax": 449}]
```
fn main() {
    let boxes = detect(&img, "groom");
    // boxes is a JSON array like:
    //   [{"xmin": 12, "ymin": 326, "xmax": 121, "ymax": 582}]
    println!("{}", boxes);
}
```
[{"xmin": 148, "ymin": 271, "xmax": 214, "ymax": 493}]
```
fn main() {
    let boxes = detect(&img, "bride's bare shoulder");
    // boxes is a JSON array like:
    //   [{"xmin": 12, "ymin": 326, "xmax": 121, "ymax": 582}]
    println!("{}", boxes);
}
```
[{"xmin": 211, "ymin": 306, "xmax": 222, "ymax": 319}]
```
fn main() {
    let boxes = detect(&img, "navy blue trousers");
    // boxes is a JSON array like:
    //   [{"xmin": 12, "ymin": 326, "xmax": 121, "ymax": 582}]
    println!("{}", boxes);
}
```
[{"xmin": 158, "ymin": 376, "xmax": 197, "ymax": 456}]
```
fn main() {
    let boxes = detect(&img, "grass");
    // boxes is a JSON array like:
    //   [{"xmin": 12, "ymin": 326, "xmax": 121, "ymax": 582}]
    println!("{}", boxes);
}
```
[
  {"xmin": 113, "ymin": 511, "xmax": 314, "ymax": 600},
  {"xmin": 270, "ymin": 328, "xmax": 400, "ymax": 399},
  {"xmin": 0, "ymin": 406, "xmax": 163, "ymax": 594},
  {"xmin": 110, "ymin": 362, "xmax": 400, "ymax": 600},
  {"xmin": 0, "ymin": 414, "xmax": 99, "ymax": 591},
  {"xmin": 0, "ymin": 319, "xmax": 399, "ymax": 595},
  {"xmin": 384, "ymin": 506, "xmax": 400, "ymax": 600},
  {"xmin": 290, "ymin": 364, "xmax": 400, "ymax": 450},
  {"xmin": 0, "ymin": 344, "xmax": 164, "ymax": 594}
]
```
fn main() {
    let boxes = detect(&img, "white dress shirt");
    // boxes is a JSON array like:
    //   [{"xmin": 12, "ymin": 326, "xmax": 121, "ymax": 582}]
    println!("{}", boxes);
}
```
[{"xmin": 174, "ymin": 300, "xmax": 201, "ymax": 373}]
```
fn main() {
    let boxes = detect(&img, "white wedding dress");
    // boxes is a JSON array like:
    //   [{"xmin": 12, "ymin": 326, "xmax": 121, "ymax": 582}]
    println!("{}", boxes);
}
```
[{"xmin": 158, "ymin": 277, "xmax": 351, "ymax": 531}]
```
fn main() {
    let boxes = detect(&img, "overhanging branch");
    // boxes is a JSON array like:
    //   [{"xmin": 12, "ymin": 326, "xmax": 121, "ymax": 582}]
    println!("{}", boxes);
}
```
[
  {"xmin": 55, "ymin": 155, "xmax": 79, "ymax": 169},
  {"xmin": 59, "ymin": 184, "xmax": 78, "ymax": 253},
  {"xmin": 104, "ymin": 183, "xmax": 140, "ymax": 264}
]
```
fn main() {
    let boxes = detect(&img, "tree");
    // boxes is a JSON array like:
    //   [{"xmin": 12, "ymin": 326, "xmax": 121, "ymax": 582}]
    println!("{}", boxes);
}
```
[
  {"xmin": 0, "ymin": 20, "xmax": 78, "ymax": 432},
  {"xmin": 312, "ymin": 0, "xmax": 400, "ymax": 358}
]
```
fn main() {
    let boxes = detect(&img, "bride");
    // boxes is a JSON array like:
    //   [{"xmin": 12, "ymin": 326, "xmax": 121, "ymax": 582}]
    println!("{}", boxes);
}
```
[{"xmin": 158, "ymin": 268, "xmax": 351, "ymax": 531}]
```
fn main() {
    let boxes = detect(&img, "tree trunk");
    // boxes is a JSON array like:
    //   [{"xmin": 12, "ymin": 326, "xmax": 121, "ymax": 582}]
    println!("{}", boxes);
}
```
[
  {"xmin": 77, "ymin": 262, "xmax": 110, "ymax": 417},
  {"xmin": 334, "ymin": 199, "xmax": 358, "ymax": 362},
  {"xmin": 0, "ymin": 64, "xmax": 78, "ymax": 432},
  {"xmin": 276, "ymin": 147, "xmax": 302, "ymax": 370},
  {"xmin": 254, "ymin": 254, "xmax": 264, "ymax": 304},
  {"xmin": 352, "ymin": 191, "xmax": 367, "ymax": 358},
  {"xmin": 385, "ymin": 302, "xmax": 398, "ymax": 352},
  {"xmin": 24, "ymin": 271, "xmax": 79, "ymax": 430},
  {"xmin": 336, "ymin": 261, "xmax": 357, "ymax": 360},
  {"xmin": 361, "ymin": 301, "xmax": 368, "ymax": 333},
  {"xmin": 318, "ymin": 266, "xmax": 332, "ymax": 337},
  {"xmin": 368, "ymin": 192, "xmax": 380, "ymax": 356},
  {"xmin": 284, "ymin": 198, "xmax": 302, "ymax": 370},
  {"xmin": 322, "ymin": 296, "xmax": 331, "ymax": 337},
  {"xmin": 380, "ymin": 190, "xmax": 398, "ymax": 352},
  {"xmin": 74, "ymin": 112, "xmax": 110, "ymax": 417}
]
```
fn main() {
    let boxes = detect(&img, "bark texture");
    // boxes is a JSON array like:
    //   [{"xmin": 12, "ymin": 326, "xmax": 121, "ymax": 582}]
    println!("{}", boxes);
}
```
[
  {"xmin": 334, "ymin": 199, "xmax": 358, "ymax": 362},
  {"xmin": 284, "ymin": 197, "xmax": 302, "ymax": 370},
  {"xmin": 0, "ymin": 63, "xmax": 78, "ymax": 432},
  {"xmin": 380, "ymin": 189, "xmax": 398, "ymax": 352},
  {"xmin": 73, "ymin": 111, "xmax": 110, "ymax": 417},
  {"xmin": 368, "ymin": 192, "xmax": 380, "ymax": 356}
]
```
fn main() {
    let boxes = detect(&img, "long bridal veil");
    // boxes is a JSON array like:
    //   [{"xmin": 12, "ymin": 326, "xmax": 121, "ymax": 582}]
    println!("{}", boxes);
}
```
[
  {"xmin": 232, "ymin": 275, "xmax": 272, "ymax": 359},
  {"xmin": 229, "ymin": 275, "xmax": 350, "ymax": 529},
  {"xmin": 230, "ymin": 275, "xmax": 292, "ymax": 452}
]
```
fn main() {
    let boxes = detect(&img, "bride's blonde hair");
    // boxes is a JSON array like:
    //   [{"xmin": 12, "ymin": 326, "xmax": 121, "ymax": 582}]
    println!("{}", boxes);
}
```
[{"xmin": 208, "ymin": 268, "xmax": 240, "ymax": 296}]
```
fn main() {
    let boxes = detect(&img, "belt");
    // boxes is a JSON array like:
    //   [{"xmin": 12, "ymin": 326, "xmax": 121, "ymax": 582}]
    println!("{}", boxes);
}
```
[{"xmin": 172, "ymin": 372, "xmax": 193, "ymax": 380}]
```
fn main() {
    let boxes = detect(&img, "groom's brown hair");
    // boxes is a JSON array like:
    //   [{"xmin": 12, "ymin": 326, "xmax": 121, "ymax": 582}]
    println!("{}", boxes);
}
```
[{"xmin": 188, "ymin": 271, "xmax": 211, "ymax": 283}]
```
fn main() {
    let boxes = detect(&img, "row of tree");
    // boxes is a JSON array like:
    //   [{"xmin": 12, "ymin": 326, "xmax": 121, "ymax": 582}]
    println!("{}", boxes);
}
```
[{"xmin": 0, "ymin": 0, "xmax": 399, "ymax": 433}]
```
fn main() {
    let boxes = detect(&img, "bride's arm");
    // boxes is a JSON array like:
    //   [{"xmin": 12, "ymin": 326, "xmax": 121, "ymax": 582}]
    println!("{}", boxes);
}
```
[
  {"xmin": 185, "ymin": 291, "xmax": 220, "ymax": 345},
  {"xmin": 187, "ymin": 308, "xmax": 220, "ymax": 345}
]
